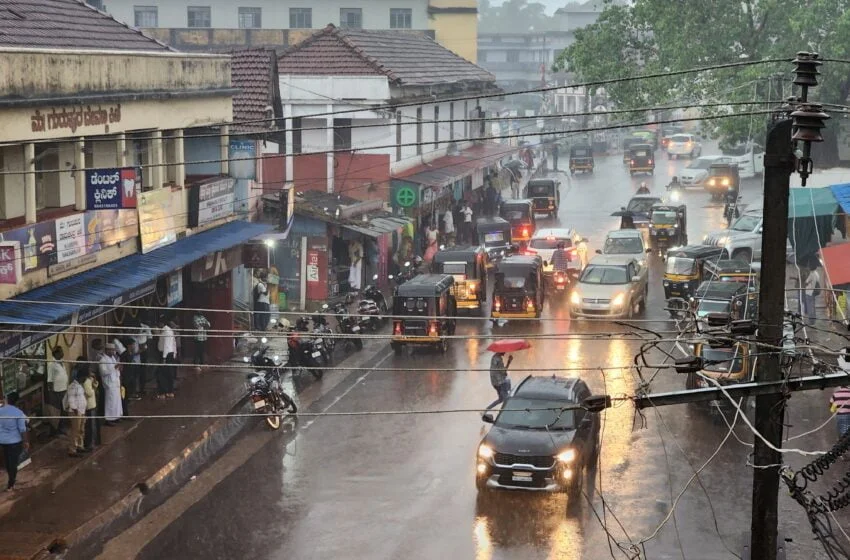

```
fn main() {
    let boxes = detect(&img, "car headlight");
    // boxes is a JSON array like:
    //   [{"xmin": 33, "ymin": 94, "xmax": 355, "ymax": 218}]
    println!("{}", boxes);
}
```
[
  {"xmin": 717, "ymin": 236, "xmax": 730, "ymax": 247},
  {"xmin": 556, "ymin": 449, "xmax": 576, "ymax": 463},
  {"xmin": 612, "ymin": 293, "xmax": 626, "ymax": 307},
  {"xmin": 702, "ymin": 235, "xmax": 708, "ymax": 242},
  {"xmin": 663, "ymin": 281, "xmax": 669, "ymax": 287},
  {"xmin": 478, "ymin": 444, "xmax": 494, "ymax": 459},
  {"xmin": 570, "ymin": 291, "xmax": 582, "ymax": 305},
  {"xmin": 261, "ymin": 337, "xmax": 268, "ymax": 344}
]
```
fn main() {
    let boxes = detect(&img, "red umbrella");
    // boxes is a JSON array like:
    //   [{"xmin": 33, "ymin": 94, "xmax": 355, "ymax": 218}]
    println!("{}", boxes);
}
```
[{"xmin": 487, "ymin": 339, "xmax": 531, "ymax": 353}]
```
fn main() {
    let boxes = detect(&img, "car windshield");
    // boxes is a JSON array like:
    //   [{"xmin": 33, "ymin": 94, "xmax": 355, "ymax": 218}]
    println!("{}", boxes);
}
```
[
  {"xmin": 495, "ymin": 397, "xmax": 576, "ymax": 430},
  {"xmin": 604, "ymin": 237, "xmax": 642, "ymax": 254},
  {"xmin": 701, "ymin": 347, "xmax": 744, "ymax": 373},
  {"xmin": 665, "ymin": 257, "xmax": 695, "ymax": 275},
  {"xmin": 527, "ymin": 184, "xmax": 552, "ymax": 196},
  {"xmin": 651, "ymin": 210, "xmax": 678, "ymax": 225},
  {"xmin": 687, "ymin": 159, "xmax": 713, "ymax": 170},
  {"xmin": 626, "ymin": 198, "xmax": 661, "ymax": 214},
  {"xmin": 731, "ymin": 215, "xmax": 760, "ymax": 232},
  {"xmin": 530, "ymin": 237, "xmax": 571, "ymax": 250},
  {"xmin": 696, "ymin": 299, "xmax": 730, "ymax": 316},
  {"xmin": 580, "ymin": 265, "xmax": 628, "ymax": 285},
  {"xmin": 483, "ymin": 232, "xmax": 505, "ymax": 244},
  {"xmin": 671, "ymin": 134, "xmax": 691, "ymax": 143}
]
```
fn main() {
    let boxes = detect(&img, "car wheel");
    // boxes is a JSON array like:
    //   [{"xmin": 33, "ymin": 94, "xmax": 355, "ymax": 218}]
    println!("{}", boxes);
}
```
[
  {"xmin": 732, "ymin": 248, "xmax": 752, "ymax": 263},
  {"xmin": 639, "ymin": 290, "xmax": 647, "ymax": 313}
]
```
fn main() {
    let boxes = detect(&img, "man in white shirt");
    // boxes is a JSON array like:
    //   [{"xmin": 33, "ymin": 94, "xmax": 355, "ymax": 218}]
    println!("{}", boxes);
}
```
[
  {"xmin": 46, "ymin": 346, "xmax": 68, "ymax": 435},
  {"xmin": 803, "ymin": 266, "xmax": 820, "ymax": 325},
  {"xmin": 99, "ymin": 344, "xmax": 122, "ymax": 425},
  {"xmin": 253, "ymin": 273, "xmax": 271, "ymax": 331},
  {"xmin": 461, "ymin": 202, "xmax": 474, "ymax": 245},
  {"xmin": 156, "ymin": 317, "xmax": 177, "ymax": 399},
  {"xmin": 443, "ymin": 208, "xmax": 455, "ymax": 246}
]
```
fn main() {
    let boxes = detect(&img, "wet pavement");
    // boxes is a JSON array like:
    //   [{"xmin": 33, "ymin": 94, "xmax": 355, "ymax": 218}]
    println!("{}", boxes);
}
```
[{"xmin": 117, "ymin": 152, "xmax": 847, "ymax": 559}]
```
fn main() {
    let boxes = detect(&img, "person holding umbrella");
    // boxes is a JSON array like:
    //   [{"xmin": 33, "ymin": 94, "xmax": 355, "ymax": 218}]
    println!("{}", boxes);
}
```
[{"xmin": 485, "ymin": 339, "xmax": 531, "ymax": 411}]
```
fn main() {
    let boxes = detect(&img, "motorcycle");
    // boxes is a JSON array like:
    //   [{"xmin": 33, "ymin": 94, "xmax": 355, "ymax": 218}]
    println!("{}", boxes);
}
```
[
  {"xmin": 723, "ymin": 192, "xmax": 741, "ymax": 226},
  {"xmin": 244, "ymin": 367, "xmax": 297, "ymax": 430},
  {"xmin": 356, "ymin": 298, "xmax": 382, "ymax": 332},
  {"xmin": 287, "ymin": 318, "xmax": 326, "ymax": 379},
  {"xmin": 362, "ymin": 275, "xmax": 390, "ymax": 321},
  {"xmin": 312, "ymin": 304, "xmax": 336, "ymax": 363},
  {"xmin": 332, "ymin": 300, "xmax": 364, "ymax": 351}
]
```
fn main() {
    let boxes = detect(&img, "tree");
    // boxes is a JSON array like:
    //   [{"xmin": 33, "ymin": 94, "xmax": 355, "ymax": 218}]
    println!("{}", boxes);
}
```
[{"xmin": 479, "ymin": 0, "xmax": 555, "ymax": 34}]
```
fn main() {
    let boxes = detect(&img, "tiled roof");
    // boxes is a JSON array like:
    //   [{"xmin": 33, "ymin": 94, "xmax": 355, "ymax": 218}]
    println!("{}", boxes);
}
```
[
  {"xmin": 230, "ymin": 48, "xmax": 278, "ymax": 132},
  {"xmin": 278, "ymin": 25, "xmax": 495, "ymax": 87},
  {"xmin": 0, "ymin": 0, "xmax": 171, "ymax": 51}
]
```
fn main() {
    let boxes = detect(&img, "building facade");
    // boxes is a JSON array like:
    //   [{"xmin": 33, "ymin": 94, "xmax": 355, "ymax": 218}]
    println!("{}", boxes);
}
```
[{"xmin": 96, "ymin": 0, "xmax": 477, "ymax": 61}]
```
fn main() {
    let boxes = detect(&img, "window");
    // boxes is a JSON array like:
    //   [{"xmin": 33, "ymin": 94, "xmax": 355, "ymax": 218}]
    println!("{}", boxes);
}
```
[
  {"xmin": 340, "ymin": 8, "xmax": 362, "ymax": 29},
  {"xmin": 238, "ymin": 7, "xmax": 262, "ymax": 28},
  {"xmin": 390, "ymin": 8, "xmax": 412, "ymax": 29},
  {"xmin": 187, "ymin": 6, "xmax": 211, "ymax": 28},
  {"xmin": 334, "ymin": 119, "xmax": 352, "ymax": 151},
  {"xmin": 506, "ymin": 50, "xmax": 520, "ymax": 63},
  {"xmin": 289, "ymin": 8, "xmax": 312, "ymax": 29},
  {"xmin": 433, "ymin": 106, "xmax": 439, "ymax": 149},
  {"xmin": 134, "ymin": 6, "xmax": 158, "ymax": 27},
  {"xmin": 415, "ymin": 108, "xmax": 423, "ymax": 155}
]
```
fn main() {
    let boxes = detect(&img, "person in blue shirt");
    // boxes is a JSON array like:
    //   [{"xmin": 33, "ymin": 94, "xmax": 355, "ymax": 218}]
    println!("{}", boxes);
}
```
[{"xmin": 0, "ymin": 392, "xmax": 29, "ymax": 491}]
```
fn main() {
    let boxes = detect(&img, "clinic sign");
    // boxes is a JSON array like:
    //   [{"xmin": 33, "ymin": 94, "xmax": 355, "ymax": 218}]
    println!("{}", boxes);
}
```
[{"xmin": 85, "ymin": 168, "xmax": 139, "ymax": 210}]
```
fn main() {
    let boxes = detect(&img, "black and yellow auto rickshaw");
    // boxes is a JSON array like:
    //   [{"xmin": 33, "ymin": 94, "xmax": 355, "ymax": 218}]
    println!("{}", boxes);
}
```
[
  {"xmin": 704, "ymin": 162, "xmax": 740, "ymax": 200},
  {"xmin": 430, "ymin": 245, "xmax": 488, "ymax": 314},
  {"xmin": 648, "ymin": 203, "xmax": 687, "ymax": 253},
  {"xmin": 500, "ymin": 199, "xmax": 536, "ymax": 247},
  {"xmin": 685, "ymin": 340, "xmax": 753, "ymax": 414},
  {"xmin": 622, "ymin": 136, "xmax": 644, "ymax": 164},
  {"xmin": 491, "ymin": 255, "xmax": 545, "ymax": 323},
  {"xmin": 569, "ymin": 144, "xmax": 594, "ymax": 175},
  {"xmin": 663, "ymin": 245, "xmax": 727, "ymax": 301},
  {"xmin": 703, "ymin": 258, "xmax": 760, "ymax": 305},
  {"xmin": 692, "ymin": 280, "xmax": 756, "ymax": 325},
  {"xmin": 475, "ymin": 216, "xmax": 513, "ymax": 267},
  {"xmin": 391, "ymin": 274, "xmax": 457, "ymax": 354},
  {"xmin": 628, "ymin": 143, "xmax": 655, "ymax": 175},
  {"xmin": 525, "ymin": 178, "xmax": 560, "ymax": 218}
]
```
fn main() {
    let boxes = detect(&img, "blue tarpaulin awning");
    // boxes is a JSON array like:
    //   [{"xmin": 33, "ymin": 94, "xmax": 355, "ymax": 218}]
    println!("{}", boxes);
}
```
[
  {"xmin": 788, "ymin": 187, "xmax": 840, "ymax": 219},
  {"xmin": 829, "ymin": 183, "xmax": 850, "ymax": 214},
  {"xmin": 0, "ymin": 220, "xmax": 272, "ymax": 327}
]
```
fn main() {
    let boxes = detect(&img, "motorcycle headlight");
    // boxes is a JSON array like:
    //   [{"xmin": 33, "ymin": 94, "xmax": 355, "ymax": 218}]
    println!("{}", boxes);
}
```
[
  {"xmin": 242, "ymin": 356, "xmax": 250, "ymax": 363},
  {"xmin": 612, "ymin": 293, "xmax": 626, "ymax": 307},
  {"xmin": 272, "ymin": 355, "xmax": 282, "ymax": 365},
  {"xmin": 261, "ymin": 337, "xmax": 268, "ymax": 344},
  {"xmin": 556, "ymin": 449, "xmax": 576, "ymax": 463},
  {"xmin": 478, "ymin": 444, "xmax": 494, "ymax": 459},
  {"xmin": 570, "ymin": 291, "xmax": 581, "ymax": 305}
]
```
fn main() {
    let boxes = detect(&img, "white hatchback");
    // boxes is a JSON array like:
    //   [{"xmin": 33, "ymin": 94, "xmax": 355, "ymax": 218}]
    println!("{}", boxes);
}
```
[
  {"xmin": 679, "ymin": 156, "xmax": 733, "ymax": 187},
  {"xmin": 526, "ymin": 228, "xmax": 587, "ymax": 274},
  {"xmin": 667, "ymin": 134, "xmax": 702, "ymax": 159}
]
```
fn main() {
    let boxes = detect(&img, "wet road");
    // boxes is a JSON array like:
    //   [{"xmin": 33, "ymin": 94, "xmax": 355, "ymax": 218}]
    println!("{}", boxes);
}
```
[{"xmin": 120, "ymin": 152, "xmax": 845, "ymax": 559}]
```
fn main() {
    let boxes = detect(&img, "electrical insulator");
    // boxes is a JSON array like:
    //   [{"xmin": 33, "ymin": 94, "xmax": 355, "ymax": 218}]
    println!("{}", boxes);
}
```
[{"xmin": 792, "ymin": 52, "xmax": 822, "ymax": 91}]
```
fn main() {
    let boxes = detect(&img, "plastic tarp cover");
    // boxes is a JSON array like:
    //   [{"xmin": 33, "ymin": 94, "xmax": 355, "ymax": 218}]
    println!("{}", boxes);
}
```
[
  {"xmin": 830, "ymin": 183, "xmax": 850, "ymax": 214},
  {"xmin": 788, "ymin": 187, "xmax": 839, "ymax": 261},
  {"xmin": 821, "ymin": 243, "xmax": 850, "ymax": 287},
  {"xmin": 788, "ymin": 186, "xmax": 839, "ymax": 219}
]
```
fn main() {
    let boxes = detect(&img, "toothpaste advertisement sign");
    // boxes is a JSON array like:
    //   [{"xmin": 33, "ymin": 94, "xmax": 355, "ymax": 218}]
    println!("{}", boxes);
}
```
[{"xmin": 85, "ymin": 167, "xmax": 139, "ymax": 210}]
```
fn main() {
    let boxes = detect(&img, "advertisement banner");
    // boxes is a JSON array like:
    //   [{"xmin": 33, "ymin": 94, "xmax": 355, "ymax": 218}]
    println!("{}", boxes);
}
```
[
  {"xmin": 0, "ymin": 241, "xmax": 21, "ymax": 285},
  {"xmin": 138, "ymin": 188, "xmax": 176, "ymax": 254},
  {"xmin": 0, "ymin": 221, "xmax": 57, "ymax": 273},
  {"xmin": 85, "ymin": 209, "xmax": 138, "ymax": 252},
  {"xmin": 189, "ymin": 177, "xmax": 236, "ymax": 228},
  {"xmin": 85, "ymin": 167, "xmax": 139, "ymax": 210},
  {"xmin": 55, "ymin": 213, "xmax": 86, "ymax": 263}
]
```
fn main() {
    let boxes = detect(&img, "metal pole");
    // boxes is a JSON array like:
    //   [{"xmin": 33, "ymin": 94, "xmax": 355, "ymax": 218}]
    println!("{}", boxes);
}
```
[{"xmin": 750, "ymin": 116, "xmax": 794, "ymax": 560}]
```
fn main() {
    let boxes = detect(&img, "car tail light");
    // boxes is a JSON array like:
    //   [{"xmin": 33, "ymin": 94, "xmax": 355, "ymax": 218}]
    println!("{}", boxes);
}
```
[
  {"xmin": 524, "ymin": 247, "xmax": 537, "ymax": 255},
  {"xmin": 648, "ymin": 159, "xmax": 653, "ymax": 165},
  {"xmin": 521, "ymin": 227, "xmax": 530, "ymax": 237},
  {"xmin": 494, "ymin": 296, "xmax": 502, "ymax": 312},
  {"xmin": 555, "ymin": 273, "xmax": 566, "ymax": 284},
  {"xmin": 428, "ymin": 321, "xmax": 438, "ymax": 337},
  {"xmin": 630, "ymin": 159, "xmax": 635, "ymax": 165},
  {"xmin": 393, "ymin": 321, "xmax": 402, "ymax": 335},
  {"xmin": 526, "ymin": 297, "xmax": 535, "ymax": 312}
]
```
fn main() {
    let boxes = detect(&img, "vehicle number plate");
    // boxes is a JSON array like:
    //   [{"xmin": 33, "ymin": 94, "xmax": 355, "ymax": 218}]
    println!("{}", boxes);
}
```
[
  {"xmin": 311, "ymin": 351, "xmax": 322, "ymax": 358},
  {"xmin": 512, "ymin": 471, "xmax": 533, "ymax": 482},
  {"xmin": 253, "ymin": 399, "xmax": 266, "ymax": 409},
  {"xmin": 352, "ymin": 326, "xmax": 360, "ymax": 332},
  {"xmin": 556, "ymin": 285, "xmax": 565, "ymax": 291}
]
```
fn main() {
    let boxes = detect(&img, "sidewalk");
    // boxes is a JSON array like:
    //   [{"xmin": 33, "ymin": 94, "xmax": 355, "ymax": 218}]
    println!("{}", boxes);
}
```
[{"xmin": 0, "ymin": 333, "xmax": 386, "ymax": 560}]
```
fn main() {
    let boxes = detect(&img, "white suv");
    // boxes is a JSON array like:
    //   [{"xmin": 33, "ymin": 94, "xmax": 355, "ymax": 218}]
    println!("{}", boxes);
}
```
[
  {"xmin": 667, "ymin": 134, "xmax": 702, "ymax": 159},
  {"xmin": 527, "ymin": 228, "xmax": 587, "ymax": 274},
  {"xmin": 703, "ymin": 209, "xmax": 794, "ymax": 262}
]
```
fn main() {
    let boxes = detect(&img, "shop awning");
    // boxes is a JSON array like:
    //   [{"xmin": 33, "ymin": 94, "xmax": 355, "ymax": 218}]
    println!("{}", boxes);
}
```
[
  {"xmin": 821, "ymin": 243, "xmax": 850, "ymax": 287},
  {"xmin": 393, "ymin": 143, "xmax": 514, "ymax": 188},
  {"xmin": 343, "ymin": 216, "xmax": 411, "ymax": 238},
  {"xmin": 829, "ymin": 183, "xmax": 850, "ymax": 214},
  {"xmin": 789, "ymin": 187, "xmax": 840, "ymax": 219},
  {"xmin": 0, "ymin": 220, "xmax": 272, "ymax": 327}
]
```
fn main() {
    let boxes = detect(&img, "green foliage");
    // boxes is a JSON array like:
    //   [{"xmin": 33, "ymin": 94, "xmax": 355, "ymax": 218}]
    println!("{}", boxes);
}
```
[{"xmin": 479, "ymin": 0, "xmax": 555, "ymax": 33}]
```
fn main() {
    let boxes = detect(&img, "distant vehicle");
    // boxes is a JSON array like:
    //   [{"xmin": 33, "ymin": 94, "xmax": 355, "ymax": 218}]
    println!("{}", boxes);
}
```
[
  {"xmin": 624, "ymin": 195, "xmax": 664, "ymax": 229},
  {"xmin": 526, "ymin": 227, "xmax": 587, "ymax": 280},
  {"xmin": 477, "ymin": 376, "xmax": 600, "ymax": 495},
  {"xmin": 722, "ymin": 142, "xmax": 765, "ymax": 178},
  {"xmin": 667, "ymin": 134, "xmax": 702, "ymax": 159},
  {"xmin": 598, "ymin": 229, "xmax": 651, "ymax": 267},
  {"xmin": 569, "ymin": 255, "xmax": 648, "ymax": 319},
  {"xmin": 660, "ymin": 124, "xmax": 685, "ymax": 150},
  {"xmin": 679, "ymin": 156, "xmax": 733, "ymax": 188}
]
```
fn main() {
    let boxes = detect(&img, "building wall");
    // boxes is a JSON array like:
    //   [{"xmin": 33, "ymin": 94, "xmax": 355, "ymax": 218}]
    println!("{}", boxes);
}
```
[
  {"xmin": 333, "ymin": 153, "xmax": 391, "ymax": 200},
  {"xmin": 429, "ymin": 11, "xmax": 477, "ymax": 62}
]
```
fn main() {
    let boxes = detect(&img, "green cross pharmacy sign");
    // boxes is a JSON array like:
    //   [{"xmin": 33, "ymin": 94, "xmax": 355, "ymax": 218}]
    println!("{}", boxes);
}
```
[{"xmin": 391, "ymin": 181, "xmax": 419, "ymax": 209}]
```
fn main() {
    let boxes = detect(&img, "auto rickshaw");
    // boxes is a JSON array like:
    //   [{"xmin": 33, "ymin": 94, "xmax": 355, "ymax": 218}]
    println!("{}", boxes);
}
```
[
  {"xmin": 648, "ymin": 203, "xmax": 687, "ymax": 254},
  {"xmin": 631, "ymin": 129, "xmax": 659, "ymax": 150},
  {"xmin": 703, "ymin": 258, "xmax": 760, "ymax": 306},
  {"xmin": 691, "ymin": 280, "xmax": 755, "ymax": 326},
  {"xmin": 663, "ymin": 245, "xmax": 727, "ymax": 301},
  {"xmin": 628, "ymin": 143, "xmax": 655, "ymax": 175},
  {"xmin": 569, "ymin": 144, "xmax": 594, "ymax": 174},
  {"xmin": 525, "ymin": 178, "xmax": 560, "ymax": 218},
  {"xmin": 491, "ymin": 255, "xmax": 545, "ymax": 323},
  {"xmin": 685, "ymin": 340, "xmax": 753, "ymax": 413},
  {"xmin": 430, "ymin": 245, "xmax": 488, "ymax": 315},
  {"xmin": 391, "ymin": 274, "xmax": 457, "ymax": 354},
  {"xmin": 622, "ymin": 136, "xmax": 643, "ymax": 164},
  {"xmin": 500, "ymin": 199, "xmax": 536, "ymax": 247},
  {"xmin": 704, "ymin": 162, "xmax": 740, "ymax": 200},
  {"xmin": 475, "ymin": 216, "xmax": 513, "ymax": 267}
]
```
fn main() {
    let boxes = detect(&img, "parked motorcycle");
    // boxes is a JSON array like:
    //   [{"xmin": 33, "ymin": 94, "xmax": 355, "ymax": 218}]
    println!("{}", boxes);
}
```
[
  {"xmin": 312, "ymin": 304, "xmax": 336, "ymax": 364},
  {"xmin": 332, "ymin": 300, "xmax": 364, "ymax": 351},
  {"xmin": 288, "ymin": 318, "xmax": 326, "ymax": 379},
  {"xmin": 244, "ymin": 366, "xmax": 297, "ymax": 430}
]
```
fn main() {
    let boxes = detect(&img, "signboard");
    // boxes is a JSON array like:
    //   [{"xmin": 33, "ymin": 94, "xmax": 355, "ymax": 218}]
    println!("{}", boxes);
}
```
[
  {"xmin": 167, "ymin": 269, "xmax": 183, "ymax": 307},
  {"xmin": 306, "ymin": 250, "xmax": 320, "ymax": 282},
  {"xmin": 0, "ymin": 242, "xmax": 21, "ymax": 285},
  {"xmin": 229, "ymin": 140, "xmax": 256, "ymax": 180},
  {"xmin": 242, "ymin": 243, "xmax": 269, "ymax": 269},
  {"xmin": 189, "ymin": 177, "xmax": 236, "ymax": 228},
  {"xmin": 138, "ymin": 188, "xmax": 176, "ymax": 254},
  {"xmin": 85, "ymin": 167, "xmax": 139, "ymax": 210},
  {"xmin": 191, "ymin": 246, "xmax": 242, "ymax": 283},
  {"xmin": 392, "ymin": 182, "xmax": 419, "ymax": 209},
  {"xmin": 55, "ymin": 213, "xmax": 86, "ymax": 263}
]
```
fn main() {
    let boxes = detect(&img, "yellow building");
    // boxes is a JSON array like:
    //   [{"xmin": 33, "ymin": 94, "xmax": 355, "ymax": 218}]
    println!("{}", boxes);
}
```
[{"xmin": 428, "ymin": 0, "xmax": 479, "ymax": 63}]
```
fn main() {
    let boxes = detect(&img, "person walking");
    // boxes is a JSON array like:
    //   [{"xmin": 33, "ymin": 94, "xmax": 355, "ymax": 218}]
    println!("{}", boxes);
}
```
[
  {"xmin": 461, "ymin": 201, "xmax": 474, "ymax": 245},
  {"xmin": 830, "ymin": 378, "xmax": 850, "ymax": 439},
  {"xmin": 100, "ymin": 343, "xmax": 122, "ymax": 426},
  {"xmin": 134, "ymin": 319, "xmax": 153, "ymax": 396},
  {"xmin": 192, "ymin": 311, "xmax": 211, "ymax": 369},
  {"xmin": 0, "ymin": 392, "xmax": 28, "ymax": 492},
  {"xmin": 46, "ymin": 346, "xmax": 68, "ymax": 436},
  {"xmin": 443, "ymin": 206, "xmax": 455, "ymax": 247},
  {"xmin": 64, "ymin": 370, "xmax": 88, "ymax": 457},
  {"xmin": 81, "ymin": 358, "xmax": 100, "ymax": 451},
  {"xmin": 157, "ymin": 318, "xmax": 177, "ymax": 399},
  {"xmin": 803, "ymin": 265, "xmax": 821, "ymax": 325},
  {"xmin": 253, "ymin": 273, "xmax": 271, "ymax": 331},
  {"xmin": 486, "ymin": 352, "xmax": 513, "ymax": 410},
  {"xmin": 484, "ymin": 182, "xmax": 498, "ymax": 217}
]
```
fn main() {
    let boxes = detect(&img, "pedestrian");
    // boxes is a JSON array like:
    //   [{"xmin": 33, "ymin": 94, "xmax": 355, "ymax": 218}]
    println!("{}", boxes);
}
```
[
  {"xmin": 484, "ymin": 182, "xmax": 498, "ymax": 217},
  {"xmin": 99, "ymin": 343, "xmax": 122, "ymax": 426},
  {"xmin": 81, "ymin": 358, "xmax": 100, "ymax": 451},
  {"xmin": 0, "ymin": 392, "xmax": 29, "ymax": 492},
  {"xmin": 134, "ymin": 318, "xmax": 153, "ymax": 396},
  {"xmin": 552, "ymin": 143, "xmax": 560, "ymax": 171},
  {"xmin": 253, "ymin": 273, "xmax": 270, "ymax": 331},
  {"xmin": 64, "ymin": 369, "xmax": 88, "ymax": 457},
  {"xmin": 461, "ymin": 201, "xmax": 474, "ymax": 245},
  {"xmin": 193, "ymin": 311, "xmax": 211, "ymax": 368},
  {"xmin": 509, "ymin": 167, "xmax": 520, "ymax": 199},
  {"xmin": 486, "ymin": 352, "xmax": 513, "ymax": 410},
  {"xmin": 803, "ymin": 265, "xmax": 820, "ymax": 325},
  {"xmin": 46, "ymin": 346, "xmax": 68, "ymax": 436},
  {"xmin": 157, "ymin": 317, "xmax": 177, "ymax": 399},
  {"xmin": 830, "ymin": 373, "xmax": 850, "ymax": 439},
  {"xmin": 443, "ymin": 206, "xmax": 455, "ymax": 247},
  {"xmin": 121, "ymin": 339, "xmax": 142, "ymax": 404}
]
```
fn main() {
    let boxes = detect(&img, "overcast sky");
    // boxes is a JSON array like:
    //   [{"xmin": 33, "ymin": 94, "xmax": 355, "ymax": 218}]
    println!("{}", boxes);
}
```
[{"xmin": 488, "ymin": 0, "xmax": 567, "ymax": 15}]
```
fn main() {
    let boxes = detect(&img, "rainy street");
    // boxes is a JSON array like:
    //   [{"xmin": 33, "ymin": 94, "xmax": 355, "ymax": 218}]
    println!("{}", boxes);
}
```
[{"xmin": 111, "ymin": 153, "xmax": 842, "ymax": 560}]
